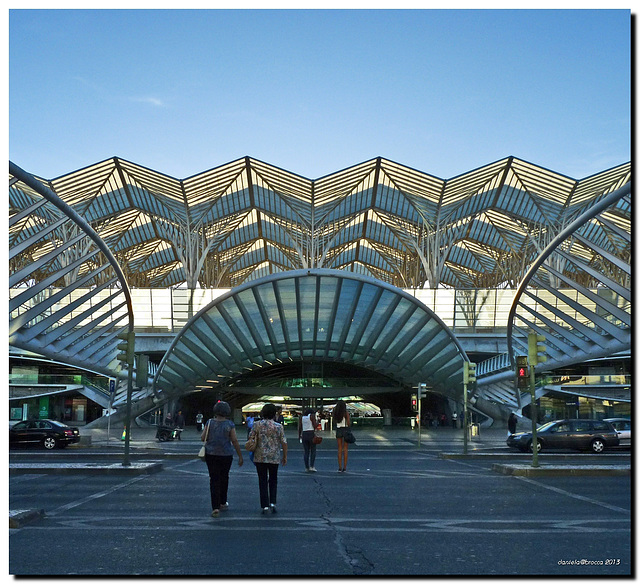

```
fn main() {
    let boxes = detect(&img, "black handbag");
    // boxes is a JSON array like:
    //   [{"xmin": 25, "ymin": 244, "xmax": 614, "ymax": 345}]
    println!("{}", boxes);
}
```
[{"xmin": 343, "ymin": 427, "xmax": 356, "ymax": 444}]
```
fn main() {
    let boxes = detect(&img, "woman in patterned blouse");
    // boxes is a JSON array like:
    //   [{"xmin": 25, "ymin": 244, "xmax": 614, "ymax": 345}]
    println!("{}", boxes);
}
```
[{"xmin": 249, "ymin": 403, "xmax": 288, "ymax": 514}]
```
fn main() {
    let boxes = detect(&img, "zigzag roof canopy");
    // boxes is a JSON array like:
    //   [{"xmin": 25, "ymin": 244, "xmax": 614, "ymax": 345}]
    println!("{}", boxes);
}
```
[{"xmin": 9, "ymin": 156, "xmax": 631, "ymax": 290}]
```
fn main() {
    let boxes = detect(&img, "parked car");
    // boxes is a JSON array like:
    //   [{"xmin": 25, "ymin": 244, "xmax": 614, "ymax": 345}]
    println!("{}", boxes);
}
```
[
  {"xmin": 9, "ymin": 419, "xmax": 80, "ymax": 449},
  {"xmin": 604, "ymin": 418, "xmax": 631, "ymax": 447},
  {"xmin": 506, "ymin": 419, "xmax": 619, "ymax": 453}
]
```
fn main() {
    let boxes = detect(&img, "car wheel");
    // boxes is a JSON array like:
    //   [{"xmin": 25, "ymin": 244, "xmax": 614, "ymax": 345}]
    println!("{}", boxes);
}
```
[
  {"xmin": 43, "ymin": 436, "xmax": 57, "ymax": 449},
  {"xmin": 528, "ymin": 440, "xmax": 542, "ymax": 453},
  {"xmin": 591, "ymin": 438, "xmax": 605, "ymax": 453}
]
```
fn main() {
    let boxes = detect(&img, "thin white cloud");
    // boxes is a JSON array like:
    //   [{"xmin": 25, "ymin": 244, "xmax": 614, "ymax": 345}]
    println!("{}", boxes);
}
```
[{"xmin": 129, "ymin": 96, "xmax": 166, "ymax": 108}]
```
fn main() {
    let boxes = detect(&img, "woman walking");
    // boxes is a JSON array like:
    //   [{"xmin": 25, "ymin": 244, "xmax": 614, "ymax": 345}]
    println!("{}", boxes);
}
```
[
  {"xmin": 334, "ymin": 400, "xmax": 351, "ymax": 472},
  {"xmin": 298, "ymin": 408, "xmax": 318, "ymax": 472},
  {"xmin": 201, "ymin": 401, "xmax": 243, "ymax": 518},
  {"xmin": 249, "ymin": 403, "xmax": 287, "ymax": 514}
]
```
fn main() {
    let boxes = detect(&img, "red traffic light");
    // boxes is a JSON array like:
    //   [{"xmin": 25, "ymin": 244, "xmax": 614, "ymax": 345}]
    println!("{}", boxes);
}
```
[{"xmin": 518, "ymin": 367, "xmax": 527, "ymax": 377}]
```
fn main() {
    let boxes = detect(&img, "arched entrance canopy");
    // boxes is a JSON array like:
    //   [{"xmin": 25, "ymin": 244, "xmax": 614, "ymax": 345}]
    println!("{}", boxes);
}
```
[{"xmin": 153, "ymin": 269, "xmax": 468, "ymax": 400}]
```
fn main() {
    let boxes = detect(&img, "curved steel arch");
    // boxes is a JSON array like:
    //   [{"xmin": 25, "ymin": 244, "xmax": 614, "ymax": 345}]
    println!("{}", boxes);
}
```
[
  {"xmin": 9, "ymin": 162, "xmax": 143, "ymax": 407},
  {"xmin": 153, "ymin": 269, "xmax": 469, "ymax": 400},
  {"xmin": 499, "ymin": 183, "xmax": 631, "ymax": 408}
]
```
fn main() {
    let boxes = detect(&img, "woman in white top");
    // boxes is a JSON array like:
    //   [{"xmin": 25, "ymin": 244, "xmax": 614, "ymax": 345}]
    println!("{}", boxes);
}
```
[
  {"xmin": 333, "ymin": 400, "xmax": 350, "ymax": 472},
  {"xmin": 298, "ymin": 409, "xmax": 318, "ymax": 472}
]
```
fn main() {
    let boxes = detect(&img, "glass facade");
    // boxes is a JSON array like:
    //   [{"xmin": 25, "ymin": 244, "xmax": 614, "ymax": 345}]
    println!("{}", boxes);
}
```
[{"xmin": 10, "ymin": 285, "xmax": 623, "ymax": 335}]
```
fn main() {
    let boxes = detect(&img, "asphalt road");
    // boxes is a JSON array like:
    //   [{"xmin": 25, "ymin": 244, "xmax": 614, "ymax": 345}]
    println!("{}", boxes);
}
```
[{"xmin": 9, "ymin": 433, "xmax": 632, "ymax": 577}]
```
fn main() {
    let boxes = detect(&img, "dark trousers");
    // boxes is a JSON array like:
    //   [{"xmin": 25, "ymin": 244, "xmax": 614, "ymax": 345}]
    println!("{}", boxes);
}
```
[
  {"xmin": 255, "ymin": 462, "xmax": 279, "ymax": 508},
  {"xmin": 205, "ymin": 454, "xmax": 233, "ymax": 511},
  {"xmin": 302, "ymin": 430, "xmax": 317, "ymax": 469}
]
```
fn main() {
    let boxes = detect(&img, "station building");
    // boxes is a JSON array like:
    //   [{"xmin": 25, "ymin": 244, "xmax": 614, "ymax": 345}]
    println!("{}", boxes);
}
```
[{"xmin": 9, "ymin": 156, "xmax": 631, "ymax": 429}]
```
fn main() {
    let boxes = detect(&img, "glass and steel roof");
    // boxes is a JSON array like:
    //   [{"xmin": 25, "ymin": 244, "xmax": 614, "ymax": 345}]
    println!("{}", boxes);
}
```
[
  {"xmin": 153, "ymin": 270, "xmax": 468, "ymax": 400},
  {"xmin": 9, "ymin": 156, "xmax": 630, "ymax": 291}
]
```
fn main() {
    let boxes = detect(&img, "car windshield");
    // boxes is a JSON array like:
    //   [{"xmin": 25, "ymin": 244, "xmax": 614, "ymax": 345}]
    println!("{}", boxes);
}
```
[{"xmin": 537, "ymin": 421, "xmax": 557, "ymax": 432}]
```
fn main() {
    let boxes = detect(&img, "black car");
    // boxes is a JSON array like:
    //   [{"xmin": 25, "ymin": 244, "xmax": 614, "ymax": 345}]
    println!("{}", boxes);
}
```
[
  {"xmin": 507, "ymin": 418, "xmax": 619, "ymax": 453},
  {"xmin": 9, "ymin": 419, "xmax": 80, "ymax": 449}
]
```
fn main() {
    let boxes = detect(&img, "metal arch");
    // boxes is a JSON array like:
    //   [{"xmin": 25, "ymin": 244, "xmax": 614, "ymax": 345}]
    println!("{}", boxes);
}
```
[
  {"xmin": 506, "ymin": 183, "xmax": 631, "ymax": 397},
  {"xmin": 9, "ymin": 162, "xmax": 141, "ymax": 406},
  {"xmin": 152, "ymin": 269, "xmax": 470, "ymax": 400}
]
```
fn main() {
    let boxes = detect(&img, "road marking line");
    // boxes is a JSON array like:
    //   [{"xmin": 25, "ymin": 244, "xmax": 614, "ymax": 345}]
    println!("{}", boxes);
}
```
[
  {"xmin": 46, "ymin": 475, "xmax": 150, "ymax": 517},
  {"xmin": 514, "ymin": 476, "xmax": 630, "ymax": 514}
]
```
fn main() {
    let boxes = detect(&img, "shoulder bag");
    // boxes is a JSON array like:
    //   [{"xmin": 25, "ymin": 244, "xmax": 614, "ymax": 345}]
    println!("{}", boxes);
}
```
[
  {"xmin": 245, "ymin": 426, "xmax": 259, "ymax": 452},
  {"xmin": 312, "ymin": 434, "xmax": 323, "ymax": 445},
  {"xmin": 197, "ymin": 420, "xmax": 210, "ymax": 461},
  {"xmin": 343, "ymin": 426, "xmax": 356, "ymax": 444}
]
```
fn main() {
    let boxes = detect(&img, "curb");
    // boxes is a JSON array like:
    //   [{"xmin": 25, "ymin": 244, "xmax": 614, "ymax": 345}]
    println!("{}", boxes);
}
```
[
  {"xmin": 9, "ymin": 462, "xmax": 164, "ymax": 476},
  {"xmin": 440, "ymin": 452, "xmax": 630, "ymax": 460},
  {"xmin": 9, "ymin": 509, "xmax": 44, "ymax": 529},
  {"xmin": 491, "ymin": 463, "xmax": 631, "ymax": 477}
]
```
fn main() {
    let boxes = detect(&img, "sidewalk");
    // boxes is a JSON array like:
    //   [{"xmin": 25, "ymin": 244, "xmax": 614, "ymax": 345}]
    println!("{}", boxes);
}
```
[{"xmin": 81, "ymin": 424, "xmax": 508, "ymax": 449}]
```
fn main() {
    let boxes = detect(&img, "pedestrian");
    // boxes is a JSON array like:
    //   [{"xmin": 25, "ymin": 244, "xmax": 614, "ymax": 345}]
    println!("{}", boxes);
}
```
[
  {"xmin": 508, "ymin": 412, "xmax": 518, "ymax": 437},
  {"xmin": 175, "ymin": 410, "xmax": 185, "ymax": 440},
  {"xmin": 298, "ymin": 408, "xmax": 318, "ymax": 472},
  {"xmin": 246, "ymin": 414, "xmax": 254, "ymax": 439},
  {"xmin": 201, "ymin": 401, "xmax": 243, "ymax": 518},
  {"xmin": 248, "ymin": 403, "xmax": 287, "ymax": 514},
  {"xmin": 334, "ymin": 400, "xmax": 351, "ymax": 473},
  {"xmin": 164, "ymin": 411, "xmax": 174, "ymax": 427},
  {"xmin": 452, "ymin": 411, "xmax": 458, "ymax": 429},
  {"xmin": 196, "ymin": 411, "xmax": 204, "ymax": 432}
]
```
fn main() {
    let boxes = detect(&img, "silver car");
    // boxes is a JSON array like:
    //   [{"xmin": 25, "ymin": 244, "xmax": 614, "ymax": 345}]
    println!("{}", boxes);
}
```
[
  {"xmin": 604, "ymin": 418, "xmax": 631, "ymax": 447},
  {"xmin": 507, "ymin": 418, "xmax": 619, "ymax": 453}
]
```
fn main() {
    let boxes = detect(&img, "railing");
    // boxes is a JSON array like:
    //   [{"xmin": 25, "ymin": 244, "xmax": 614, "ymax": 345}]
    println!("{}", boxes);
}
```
[
  {"xmin": 547, "ymin": 374, "xmax": 630, "ymax": 387},
  {"xmin": 9, "ymin": 373, "xmax": 111, "ymax": 399}
]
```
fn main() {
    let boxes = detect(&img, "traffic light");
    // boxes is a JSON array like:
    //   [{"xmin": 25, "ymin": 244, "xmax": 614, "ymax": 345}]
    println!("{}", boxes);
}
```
[
  {"xmin": 410, "ymin": 393, "xmax": 418, "ymax": 412},
  {"xmin": 418, "ymin": 383, "xmax": 427, "ymax": 399},
  {"xmin": 116, "ymin": 330, "xmax": 135, "ymax": 368},
  {"xmin": 516, "ymin": 355, "xmax": 528, "ymax": 388},
  {"xmin": 463, "ymin": 362, "xmax": 477, "ymax": 384},
  {"xmin": 528, "ymin": 333, "xmax": 547, "ymax": 366}
]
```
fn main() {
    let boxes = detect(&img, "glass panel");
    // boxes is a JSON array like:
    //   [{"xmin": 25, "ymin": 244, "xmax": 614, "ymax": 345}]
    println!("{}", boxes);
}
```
[
  {"xmin": 255, "ymin": 283, "xmax": 285, "ymax": 346},
  {"xmin": 316, "ymin": 277, "xmax": 338, "ymax": 344},
  {"xmin": 297, "ymin": 276, "xmax": 317, "ymax": 346}
]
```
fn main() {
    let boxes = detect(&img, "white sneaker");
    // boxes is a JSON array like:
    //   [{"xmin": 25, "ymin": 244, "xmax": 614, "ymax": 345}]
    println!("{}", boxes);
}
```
[{"xmin": 309, "ymin": 467, "xmax": 317, "ymax": 472}]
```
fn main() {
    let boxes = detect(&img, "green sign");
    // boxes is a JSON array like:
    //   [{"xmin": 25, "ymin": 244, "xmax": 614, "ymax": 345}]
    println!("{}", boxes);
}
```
[{"xmin": 39, "ymin": 396, "xmax": 49, "ymax": 419}]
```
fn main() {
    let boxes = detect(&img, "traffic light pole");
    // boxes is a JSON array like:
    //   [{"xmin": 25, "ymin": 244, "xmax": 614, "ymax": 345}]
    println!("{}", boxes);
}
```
[
  {"xmin": 529, "ymin": 366, "xmax": 539, "ymax": 468},
  {"xmin": 117, "ymin": 330, "xmax": 135, "ymax": 468},
  {"xmin": 122, "ymin": 355, "xmax": 134, "ymax": 467},
  {"xmin": 463, "ymin": 380, "xmax": 468, "ymax": 455},
  {"xmin": 527, "ymin": 333, "xmax": 546, "ymax": 469}
]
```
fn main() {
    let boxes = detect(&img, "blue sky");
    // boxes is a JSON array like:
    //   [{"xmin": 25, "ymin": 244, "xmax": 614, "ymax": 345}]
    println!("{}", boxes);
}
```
[{"xmin": 9, "ymin": 9, "xmax": 630, "ymax": 181}]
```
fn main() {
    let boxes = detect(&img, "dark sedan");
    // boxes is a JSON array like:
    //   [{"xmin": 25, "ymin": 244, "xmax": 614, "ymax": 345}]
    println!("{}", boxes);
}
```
[
  {"xmin": 507, "ymin": 418, "xmax": 619, "ymax": 453},
  {"xmin": 9, "ymin": 419, "xmax": 80, "ymax": 449}
]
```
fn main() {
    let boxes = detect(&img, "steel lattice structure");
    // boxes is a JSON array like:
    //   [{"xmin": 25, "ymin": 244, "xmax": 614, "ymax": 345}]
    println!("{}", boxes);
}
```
[
  {"xmin": 9, "ymin": 156, "xmax": 631, "ymax": 292},
  {"xmin": 9, "ymin": 156, "xmax": 631, "ymax": 422},
  {"xmin": 9, "ymin": 162, "xmax": 137, "ymax": 407},
  {"xmin": 473, "ymin": 183, "xmax": 631, "ymax": 412},
  {"xmin": 153, "ymin": 269, "xmax": 470, "ymax": 402}
]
